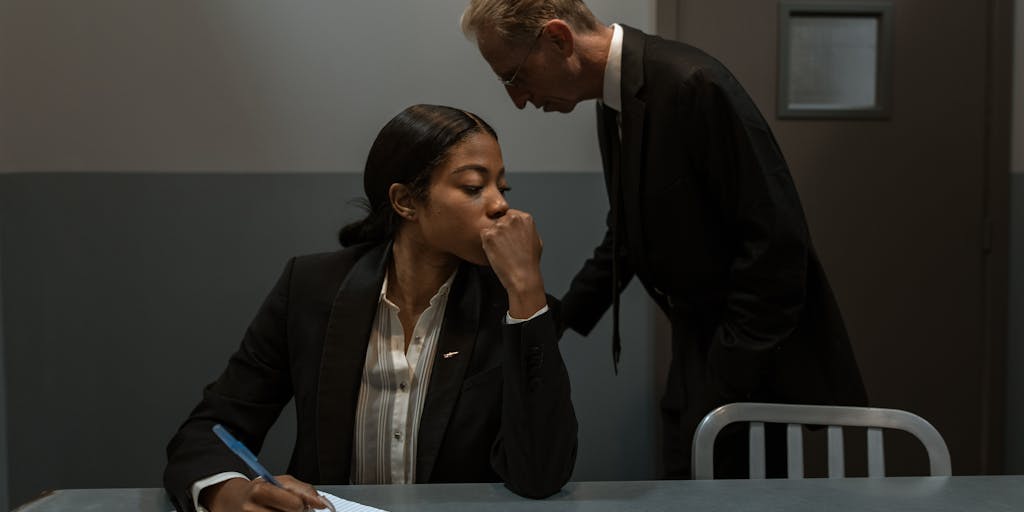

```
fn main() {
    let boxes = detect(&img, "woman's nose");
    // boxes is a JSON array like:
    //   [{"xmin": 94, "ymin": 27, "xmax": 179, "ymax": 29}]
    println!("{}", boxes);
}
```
[{"xmin": 488, "ymin": 188, "xmax": 509, "ymax": 219}]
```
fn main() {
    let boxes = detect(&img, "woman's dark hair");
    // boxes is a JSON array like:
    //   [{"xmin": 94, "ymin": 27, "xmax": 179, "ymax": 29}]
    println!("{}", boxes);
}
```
[{"xmin": 338, "ymin": 104, "xmax": 498, "ymax": 247}]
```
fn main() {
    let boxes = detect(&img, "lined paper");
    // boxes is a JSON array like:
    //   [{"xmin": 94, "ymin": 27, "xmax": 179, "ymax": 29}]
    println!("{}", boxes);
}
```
[{"xmin": 317, "ymin": 491, "xmax": 389, "ymax": 512}]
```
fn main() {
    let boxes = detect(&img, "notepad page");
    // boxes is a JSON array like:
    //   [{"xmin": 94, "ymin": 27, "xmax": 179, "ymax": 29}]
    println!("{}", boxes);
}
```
[{"xmin": 316, "ymin": 491, "xmax": 389, "ymax": 512}]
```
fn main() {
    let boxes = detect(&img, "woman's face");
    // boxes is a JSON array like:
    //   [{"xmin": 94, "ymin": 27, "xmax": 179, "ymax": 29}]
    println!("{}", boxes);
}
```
[{"xmin": 414, "ymin": 132, "xmax": 509, "ymax": 266}]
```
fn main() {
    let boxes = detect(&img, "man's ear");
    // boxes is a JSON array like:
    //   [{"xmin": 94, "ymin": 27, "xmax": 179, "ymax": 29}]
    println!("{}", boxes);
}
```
[
  {"xmin": 545, "ymin": 19, "xmax": 575, "ymax": 57},
  {"xmin": 389, "ymin": 183, "xmax": 417, "ymax": 221}
]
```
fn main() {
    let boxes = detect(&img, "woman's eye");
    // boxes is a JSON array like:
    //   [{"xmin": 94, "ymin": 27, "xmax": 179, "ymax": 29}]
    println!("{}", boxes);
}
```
[
  {"xmin": 462, "ymin": 186, "xmax": 483, "ymax": 194},
  {"xmin": 499, "ymin": 186, "xmax": 511, "ymax": 195}
]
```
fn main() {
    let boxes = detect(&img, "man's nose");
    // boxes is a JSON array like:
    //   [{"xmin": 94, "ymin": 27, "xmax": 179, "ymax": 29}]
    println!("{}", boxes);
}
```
[{"xmin": 505, "ymin": 85, "xmax": 529, "ymax": 110}]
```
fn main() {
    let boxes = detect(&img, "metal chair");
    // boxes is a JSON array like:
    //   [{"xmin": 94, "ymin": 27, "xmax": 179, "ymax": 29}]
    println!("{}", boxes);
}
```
[{"xmin": 691, "ymin": 402, "xmax": 951, "ymax": 479}]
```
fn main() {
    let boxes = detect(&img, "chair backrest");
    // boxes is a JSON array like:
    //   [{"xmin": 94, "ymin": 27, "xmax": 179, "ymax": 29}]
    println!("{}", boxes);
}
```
[{"xmin": 691, "ymin": 402, "xmax": 951, "ymax": 479}]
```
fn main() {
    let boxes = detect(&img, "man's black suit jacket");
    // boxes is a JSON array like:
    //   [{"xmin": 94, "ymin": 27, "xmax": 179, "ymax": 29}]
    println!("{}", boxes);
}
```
[
  {"xmin": 560, "ymin": 24, "xmax": 868, "ymax": 465},
  {"xmin": 164, "ymin": 242, "xmax": 577, "ymax": 510}
]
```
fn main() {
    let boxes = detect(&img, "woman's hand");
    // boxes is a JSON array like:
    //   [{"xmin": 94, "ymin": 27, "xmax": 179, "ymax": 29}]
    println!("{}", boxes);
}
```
[
  {"xmin": 201, "ymin": 474, "xmax": 331, "ymax": 512},
  {"xmin": 481, "ymin": 209, "xmax": 547, "ymax": 319}
]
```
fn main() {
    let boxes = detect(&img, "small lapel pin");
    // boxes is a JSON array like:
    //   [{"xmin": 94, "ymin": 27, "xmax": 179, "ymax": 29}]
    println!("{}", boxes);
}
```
[{"xmin": 443, "ymin": 351, "xmax": 459, "ymax": 359}]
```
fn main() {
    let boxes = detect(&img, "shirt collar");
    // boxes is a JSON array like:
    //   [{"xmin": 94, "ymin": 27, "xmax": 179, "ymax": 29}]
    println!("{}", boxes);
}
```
[
  {"xmin": 601, "ymin": 23, "xmax": 624, "ymax": 112},
  {"xmin": 380, "ymin": 268, "xmax": 458, "ymax": 311}
]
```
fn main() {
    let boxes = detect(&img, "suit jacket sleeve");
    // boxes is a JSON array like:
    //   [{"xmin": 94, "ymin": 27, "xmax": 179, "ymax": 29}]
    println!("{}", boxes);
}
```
[
  {"xmin": 163, "ymin": 258, "xmax": 297, "ymax": 512},
  {"xmin": 490, "ymin": 306, "xmax": 578, "ymax": 499},
  {"xmin": 688, "ymin": 71, "xmax": 812, "ymax": 400}
]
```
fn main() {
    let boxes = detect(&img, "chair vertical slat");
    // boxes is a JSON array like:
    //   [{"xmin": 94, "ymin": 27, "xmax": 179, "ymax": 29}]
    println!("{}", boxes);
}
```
[
  {"xmin": 827, "ymin": 425, "xmax": 845, "ymax": 478},
  {"xmin": 786, "ymin": 423, "xmax": 804, "ymax": 478},
  {"xmin": 749, "ymin": 422, "xmax": 766, "ymax": 479},
  {"xmin": 867, "ymin": 427, "xmax": 885, "ymax": 477}
]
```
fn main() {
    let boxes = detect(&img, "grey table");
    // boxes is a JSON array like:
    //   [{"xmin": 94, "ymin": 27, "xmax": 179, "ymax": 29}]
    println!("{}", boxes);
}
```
[{"xmin": 14, "ymin": 476, "xmax": 1024, "ymax": 511}]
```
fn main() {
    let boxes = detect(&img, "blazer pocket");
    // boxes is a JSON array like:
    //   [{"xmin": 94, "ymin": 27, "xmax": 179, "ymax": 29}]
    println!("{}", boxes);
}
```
[{"xmin": 461, "ymin": 365, "xmax": 503, "ymax": 391}]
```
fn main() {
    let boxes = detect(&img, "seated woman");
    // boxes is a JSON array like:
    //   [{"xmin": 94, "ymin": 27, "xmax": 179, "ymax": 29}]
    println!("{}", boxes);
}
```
[{"xmin": 164, "ymin": 105, "xmax": 578, "ymax": 512}]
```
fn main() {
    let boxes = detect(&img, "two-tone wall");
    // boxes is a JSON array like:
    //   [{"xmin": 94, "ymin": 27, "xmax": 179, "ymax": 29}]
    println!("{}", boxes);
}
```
[{"xmin": 0, "ymin": 1, "xmax": 659, "ymax": 508}]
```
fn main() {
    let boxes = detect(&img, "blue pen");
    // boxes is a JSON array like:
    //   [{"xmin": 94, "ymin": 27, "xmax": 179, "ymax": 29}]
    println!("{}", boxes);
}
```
[
  {"xmin": 212, "ymin": 424, "xmax": 283, "ymax": 486},
  {"xmin": 212, "ymin": 424, "xmax": 336, "ymax": 512}
]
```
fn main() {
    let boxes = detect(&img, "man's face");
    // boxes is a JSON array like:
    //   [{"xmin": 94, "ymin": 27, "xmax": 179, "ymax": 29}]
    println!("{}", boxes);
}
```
[{"xmin": 475, "ymin": 26, "xmax": 584, "ymax": 113}]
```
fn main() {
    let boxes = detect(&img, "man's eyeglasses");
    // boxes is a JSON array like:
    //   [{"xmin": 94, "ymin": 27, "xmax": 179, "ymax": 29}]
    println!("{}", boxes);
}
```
[{"xmin": 499, "ymin": 27, "xmax": 545, "ymax": 88}]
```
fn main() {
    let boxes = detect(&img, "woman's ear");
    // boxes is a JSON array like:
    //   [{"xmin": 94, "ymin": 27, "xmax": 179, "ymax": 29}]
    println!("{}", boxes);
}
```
[{"xmin": 389, "ymin": 183, "xmax": 417, "ymax": 221}]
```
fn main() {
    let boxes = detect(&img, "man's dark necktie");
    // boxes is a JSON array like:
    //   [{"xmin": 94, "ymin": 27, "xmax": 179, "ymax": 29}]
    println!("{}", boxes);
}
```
[{"xmin": 602, "ymin": 104, "xmax": 623, "ymax": 375}]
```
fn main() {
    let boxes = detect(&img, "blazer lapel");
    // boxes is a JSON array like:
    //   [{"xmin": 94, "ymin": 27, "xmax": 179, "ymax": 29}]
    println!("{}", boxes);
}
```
[
  {"xmin": 619, "ymin": 25, "xmax": 649, "ymax": 264},
  {"xmin": 414, "ymin": 264, "xmax": 482, "ymax": 482},
  {"xmin": 316, "ymin": 242, "xmax": 389, "ymax": 483}
]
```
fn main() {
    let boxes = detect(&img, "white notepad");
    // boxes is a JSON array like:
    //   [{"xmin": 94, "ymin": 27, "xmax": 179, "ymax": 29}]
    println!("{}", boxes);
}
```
[{"xmin": 316, "ymin": 491, "xmax": 389, "ymax": 512}]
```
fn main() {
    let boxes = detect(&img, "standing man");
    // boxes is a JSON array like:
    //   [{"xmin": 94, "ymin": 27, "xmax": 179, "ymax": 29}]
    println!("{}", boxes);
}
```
[{"xmin": 461, "ymin": 0, "xmax": 867, "ymax": 478}]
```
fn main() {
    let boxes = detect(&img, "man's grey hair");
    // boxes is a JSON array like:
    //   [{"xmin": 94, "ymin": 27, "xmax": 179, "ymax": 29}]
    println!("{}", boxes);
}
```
[{"xmin": 460, "ymin": 0, "xmax": 601, "ymax": 46}]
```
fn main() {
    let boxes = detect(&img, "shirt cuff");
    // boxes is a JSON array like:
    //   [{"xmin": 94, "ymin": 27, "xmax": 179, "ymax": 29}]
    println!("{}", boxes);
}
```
[
  {"xmin": 191, "ymin": 472, "xmax": 249, "ymax": 512},
  {"xmin": 505, "ymin": 305, "xmax": 549, "ymax": 324}
]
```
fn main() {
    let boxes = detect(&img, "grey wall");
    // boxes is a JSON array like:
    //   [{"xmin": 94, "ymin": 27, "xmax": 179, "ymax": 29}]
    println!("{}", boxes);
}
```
[
  {"xmin": 0, "ymin": 0, "xmax": 650, "ymax": 174},
  {"xmin": 0, "ymin": 0, "xmax": 660, "ymax": 508}
]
